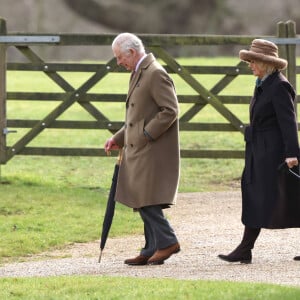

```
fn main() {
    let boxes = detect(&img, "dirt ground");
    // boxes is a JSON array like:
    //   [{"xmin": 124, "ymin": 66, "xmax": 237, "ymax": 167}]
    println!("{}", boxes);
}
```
[{"xmin": 0, "ymin": 190, "xmax": 299, "ymax": 287}]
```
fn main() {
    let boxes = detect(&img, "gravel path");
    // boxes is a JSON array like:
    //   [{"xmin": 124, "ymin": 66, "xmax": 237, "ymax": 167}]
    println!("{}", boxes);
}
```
[{"xmin": 0, "ymin": 191, "xmax": 299, "ymax": 287}]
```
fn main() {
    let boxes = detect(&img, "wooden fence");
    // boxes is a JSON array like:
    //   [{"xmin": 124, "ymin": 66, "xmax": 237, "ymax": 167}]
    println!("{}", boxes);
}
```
[{"xmin": 0, "ymin": 19, "xmax": 299, "ymax": 164}]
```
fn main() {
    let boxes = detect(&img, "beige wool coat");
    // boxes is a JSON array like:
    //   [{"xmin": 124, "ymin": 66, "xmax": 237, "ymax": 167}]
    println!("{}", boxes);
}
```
[{"xmin": 112, "ymin": 53, "xmax": 180, "ymax": 209}]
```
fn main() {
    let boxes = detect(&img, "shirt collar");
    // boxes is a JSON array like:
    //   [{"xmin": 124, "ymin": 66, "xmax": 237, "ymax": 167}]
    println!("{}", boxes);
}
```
[{"xmin": 135, "ymin": 54, "xmax": 147, "ymax": 72}]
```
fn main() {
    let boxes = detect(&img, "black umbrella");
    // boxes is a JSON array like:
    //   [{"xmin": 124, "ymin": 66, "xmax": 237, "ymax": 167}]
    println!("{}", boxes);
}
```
[{"xmin": 98, "ymin": 149, "xmax": 122, "ymax": 263}]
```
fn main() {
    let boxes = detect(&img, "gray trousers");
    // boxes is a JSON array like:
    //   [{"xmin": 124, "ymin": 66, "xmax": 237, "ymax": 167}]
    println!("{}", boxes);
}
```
[{"xmin": 138, "ymin": 205, "xmax": 178, "ymax": 257}]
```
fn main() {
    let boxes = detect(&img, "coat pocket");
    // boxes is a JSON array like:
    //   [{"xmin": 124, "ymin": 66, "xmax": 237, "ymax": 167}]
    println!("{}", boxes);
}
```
[{"xmin": 127, "ymin": 119, "xmax": 148, "ymax": 151}]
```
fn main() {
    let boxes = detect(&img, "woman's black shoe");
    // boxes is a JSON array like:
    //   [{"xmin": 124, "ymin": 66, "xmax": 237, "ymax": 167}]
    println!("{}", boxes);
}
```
[
  {"xmin": 218, "ymin": 251, "xmax": 252, "ymax": 264},
  {"xmin": 293, "ymin": 256, "xmax": 300, "ymax": 261}
]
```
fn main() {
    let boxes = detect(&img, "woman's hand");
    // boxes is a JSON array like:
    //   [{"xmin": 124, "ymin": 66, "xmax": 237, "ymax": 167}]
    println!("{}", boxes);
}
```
[{"xmin": 285, "ymin": 157, "xmax": 299, "ymax": 168}]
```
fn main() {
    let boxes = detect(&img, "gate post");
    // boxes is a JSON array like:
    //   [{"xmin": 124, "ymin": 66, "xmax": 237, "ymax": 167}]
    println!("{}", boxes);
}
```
[
  {"xmin": 276, "ymin": 21, "xmax": 287, "ymax": 77},
  {"xmin": 286, "ymin": 21, "xmax": 298, "ymax": 115},
  {"xmin": 277, "ymin": 21, "xmax": 297, "ymax": 117},
  {"xmin": 0, "ymin": 18, "xmax": 7, "ymax": 165},
  {"xmin": 285, "ymin": 20, "xmax": 297, "ymax": 116}
]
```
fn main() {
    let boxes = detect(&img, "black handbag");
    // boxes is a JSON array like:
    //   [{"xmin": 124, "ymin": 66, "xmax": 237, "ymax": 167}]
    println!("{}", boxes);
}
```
[{"xmin": 278, "ymin": 162, "xmax": 300, "ymax": 179}]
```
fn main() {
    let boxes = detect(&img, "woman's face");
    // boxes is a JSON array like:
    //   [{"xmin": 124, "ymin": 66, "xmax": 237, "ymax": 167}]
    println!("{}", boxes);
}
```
[{"xmin": 248, "ymin": 60, "xmax": 266, "ymax": 79}]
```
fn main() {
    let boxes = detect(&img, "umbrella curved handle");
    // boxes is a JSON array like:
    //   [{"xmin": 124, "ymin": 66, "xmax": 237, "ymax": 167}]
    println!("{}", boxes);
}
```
[{"xmin": 117, "ymin": 149, "xmax": 123, "ymax": 165}]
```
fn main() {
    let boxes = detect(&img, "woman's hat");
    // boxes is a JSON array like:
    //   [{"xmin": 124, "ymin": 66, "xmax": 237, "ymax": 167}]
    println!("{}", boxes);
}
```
[{"xmin": 239, "ymin": 39, "xmax": 287, "ymax": 70}]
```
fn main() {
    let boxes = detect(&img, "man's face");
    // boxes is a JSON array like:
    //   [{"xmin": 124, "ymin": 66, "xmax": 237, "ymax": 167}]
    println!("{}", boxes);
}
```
[{"xmin": 113, "ymin": 46, "xmax": 137, "ymax": 71}]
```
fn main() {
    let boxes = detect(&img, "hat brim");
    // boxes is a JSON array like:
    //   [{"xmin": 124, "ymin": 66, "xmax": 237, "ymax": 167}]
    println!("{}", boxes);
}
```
[{"xmin": 239, "ymin": 50, "xmax": 287, "ymax": 70}]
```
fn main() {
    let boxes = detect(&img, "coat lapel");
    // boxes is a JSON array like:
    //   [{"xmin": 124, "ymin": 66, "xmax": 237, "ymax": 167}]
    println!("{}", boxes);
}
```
[
  {"xmin": 126, "ymin": 53, "xmax": 155, "ymax": 102},
  {"xmin": 249, "ymin": 72, "xmax": 279, "ymax": 122},
  {"xmin": 126, "ymin": 70, "xmax": 141, "ymax": 101}
]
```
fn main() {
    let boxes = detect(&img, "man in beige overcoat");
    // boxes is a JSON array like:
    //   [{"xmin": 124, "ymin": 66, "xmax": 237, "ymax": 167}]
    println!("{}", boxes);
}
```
[{"xmin": 104, "ymin": 32, "xmax": 180, "ymax": 265}]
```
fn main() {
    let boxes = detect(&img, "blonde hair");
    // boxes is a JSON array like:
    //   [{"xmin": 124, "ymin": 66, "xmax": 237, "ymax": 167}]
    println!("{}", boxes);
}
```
[{"xmin": 255, "ymin": 61, "xmax": 277, "ymax": 75}]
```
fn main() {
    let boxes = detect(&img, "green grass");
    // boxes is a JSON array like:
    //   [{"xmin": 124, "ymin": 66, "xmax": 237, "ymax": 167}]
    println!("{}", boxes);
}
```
[
  {"xmin": 0, "ymin": 156, "xmax": 143, "ymax": 263},
  {"xmin": 0, "ymin": 277, "xmax": 300, "ymax": 300},
  {"xmin": 0, "ymin": 57, "xmax": 299, "ymax": 297}
]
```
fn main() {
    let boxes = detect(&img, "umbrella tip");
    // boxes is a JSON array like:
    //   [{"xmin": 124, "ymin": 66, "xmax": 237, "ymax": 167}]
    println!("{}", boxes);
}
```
[{"xmin": 98, "ymin": 250, "xmax": 103, "ymax": 263}]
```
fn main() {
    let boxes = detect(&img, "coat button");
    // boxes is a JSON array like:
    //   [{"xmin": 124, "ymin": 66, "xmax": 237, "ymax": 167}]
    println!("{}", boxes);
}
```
[
  {"xmin": 130, "ymin": 144, "xmax": 133, "ymax": 147},
  {"xmin": 129, "ymin": 123, "xmax": 133, "ymax": 127}
]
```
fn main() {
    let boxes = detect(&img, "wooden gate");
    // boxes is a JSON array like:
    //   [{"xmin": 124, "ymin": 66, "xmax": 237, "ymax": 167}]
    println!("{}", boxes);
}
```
[{"xmin": 0, "ymin": 19, "xmax": 299, "ymax": 164}]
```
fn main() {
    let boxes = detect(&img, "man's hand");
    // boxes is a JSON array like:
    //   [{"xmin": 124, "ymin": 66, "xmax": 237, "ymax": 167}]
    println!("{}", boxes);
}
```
[{"xmin": 104, "ymin": 138, "xmax": 119, "ymax": 154}]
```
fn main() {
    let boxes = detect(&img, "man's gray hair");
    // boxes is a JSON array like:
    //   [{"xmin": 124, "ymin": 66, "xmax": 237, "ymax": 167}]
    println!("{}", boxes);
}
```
[{"xmin": 112, "ymin": 32, "xmax": 145, "ymax": 55}]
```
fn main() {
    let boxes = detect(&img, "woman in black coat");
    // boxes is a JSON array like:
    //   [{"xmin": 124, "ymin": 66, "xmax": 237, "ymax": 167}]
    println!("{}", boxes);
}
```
[{"xmin": 218, "ymin": 39, "xmax": 300, "ymax": 264}]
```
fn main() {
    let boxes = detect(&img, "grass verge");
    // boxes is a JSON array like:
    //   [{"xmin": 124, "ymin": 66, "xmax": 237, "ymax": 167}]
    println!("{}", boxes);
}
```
[{"xmin": 1, "ymin": 277, "xmax": 300, "ymax": 300}]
